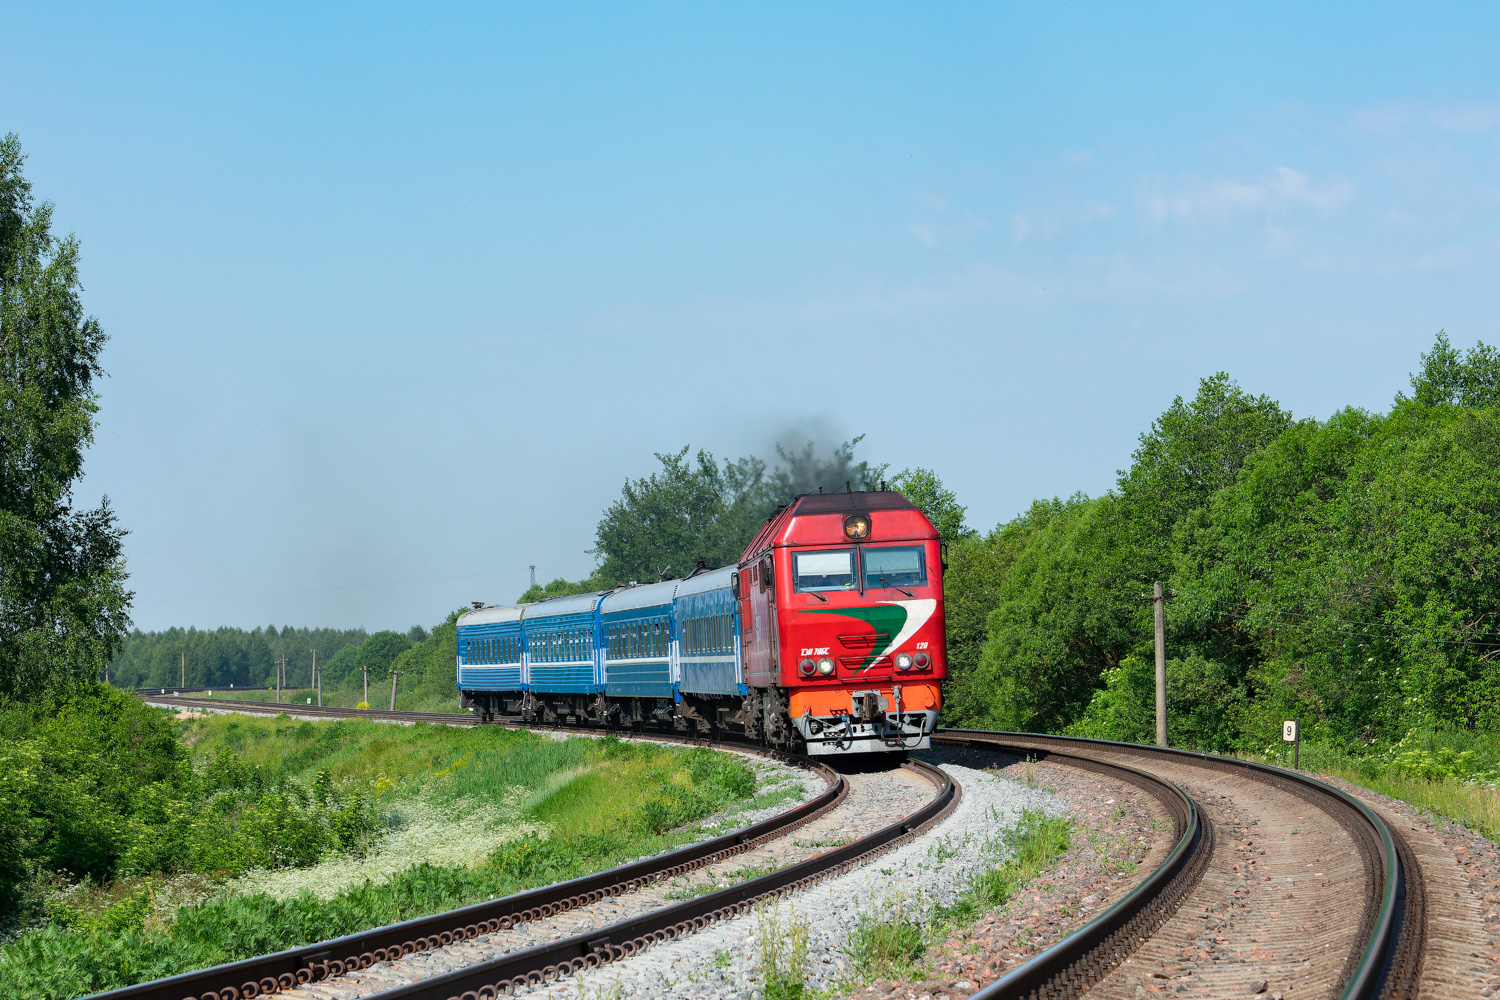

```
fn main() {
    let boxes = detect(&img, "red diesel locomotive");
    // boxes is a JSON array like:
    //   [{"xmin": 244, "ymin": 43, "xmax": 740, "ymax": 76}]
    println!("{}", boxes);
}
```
[{"xmin": 736, "ymin": 491, "xmax": 943, "ymax": 754}]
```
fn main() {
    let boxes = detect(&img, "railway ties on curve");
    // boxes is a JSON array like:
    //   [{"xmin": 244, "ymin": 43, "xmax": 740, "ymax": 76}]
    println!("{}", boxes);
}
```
[
  {"xmin": 122, "ymin": 698, "xmax": 1455, "ymax": 1000},
  {"xmin": 936, "ymin": 732, "xmax": 1438, "ymax": 1000}
]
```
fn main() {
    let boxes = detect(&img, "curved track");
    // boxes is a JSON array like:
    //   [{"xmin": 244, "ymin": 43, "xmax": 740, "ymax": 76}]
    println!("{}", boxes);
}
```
[
  {"xmin": 108, "ymin": 698, "xmax": 960, "ymax": 1000},
  {"xmin": 940, "ymin": 731, "xmax": 1418, "ymax": 1000},
  {"xmin": 126, "ymin": 698, "xmax": 1420, "ymax": 1000}
]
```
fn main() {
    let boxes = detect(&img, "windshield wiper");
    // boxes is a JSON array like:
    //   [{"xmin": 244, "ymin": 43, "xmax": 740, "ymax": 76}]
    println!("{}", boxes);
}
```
[
  {"xmin": 880, "ymin": 573, "xmax": 913, "ymax": 598},
  {"xmin": 805, "ymin": 590, "xmax": 828, "ymax": 602}
]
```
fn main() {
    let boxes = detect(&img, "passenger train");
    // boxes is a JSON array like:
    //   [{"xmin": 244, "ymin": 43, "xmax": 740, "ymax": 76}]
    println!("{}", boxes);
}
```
[{"xmin": 456, "ymin": 491, "xmax": 944, "ymax": 755}]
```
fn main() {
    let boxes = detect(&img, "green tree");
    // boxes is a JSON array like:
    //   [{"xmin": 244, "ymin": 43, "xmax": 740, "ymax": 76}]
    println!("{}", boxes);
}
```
[
  {"xmin": 317, "ymin": 630, "xmax": 413, "ymax": 685},
  {"xmin": 0, "ymin": 134, "xmax": 131, "ymax": 703},
  {"xmin": 521, "ymin": 436, "xmax": 883, "ymax": 600},
  {"xmin": 518, "ymin": 577, "xmax": 599, "ymax": 604},
  {"xmin": 1402, "ymin": 329, "xmax": 1500, "ymax": 409},
  {"xmin": 889, "ymin": 467, "xmax": 970, "ymax": 545},
  {"xmin": 1115, "ymin": 372, "xmax": 1291, "ymax": 579}
]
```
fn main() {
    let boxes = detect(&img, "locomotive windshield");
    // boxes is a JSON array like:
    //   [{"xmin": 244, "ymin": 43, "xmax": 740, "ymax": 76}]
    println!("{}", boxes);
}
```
[
  {"xmin": 863, "ymin": 545, "xmax": 927, "ymax": 590},
  {"xmin": 793, "ymin": 549, "xmax": 856, "ymax": 591}
]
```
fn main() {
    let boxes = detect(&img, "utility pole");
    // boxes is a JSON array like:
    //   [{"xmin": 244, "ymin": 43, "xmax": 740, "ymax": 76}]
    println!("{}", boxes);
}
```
[
  {"xmin": 180, "ymin": 651, "xmax": 185, "ymax": 688},
  {"xmin": 530, "ymin": 565, "xmax": 537, "ymax": 589},
  {"xmin": 313, "ymin": 650, "xmax": 320, "ymax": 706},
  {"xmin": 390, "ymin": 670, "xmax": 400, "ymax": 711},
  {"xmin": 1152, "ymin": 582, "xmax": 1168, "ymax": 747},
  {"xmin": 362, "ymin": 664, "xmax": 369, "ymax": 707},
  {"xmin": 275, "ymin": 654, "xmax": 281, "ymax": 703}
]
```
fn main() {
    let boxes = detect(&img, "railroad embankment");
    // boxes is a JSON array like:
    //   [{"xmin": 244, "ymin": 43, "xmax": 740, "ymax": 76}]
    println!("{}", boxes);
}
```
[{"xmin": 0, "ymin": 696, "xmax": 811, "ymax": 1000}]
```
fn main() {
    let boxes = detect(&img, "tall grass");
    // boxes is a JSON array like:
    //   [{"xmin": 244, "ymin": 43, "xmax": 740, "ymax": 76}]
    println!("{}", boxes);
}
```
[
  {"xmin": 840, "ymin": 809, "xmax": 1074, "ymax": 987},
  {"xmin": 1238, "ymin": 727, "xmax": 1500, "ymax": 841},
  {"xmin": 756, "ymin": 901, "xmax": 810, "ymax": 1000},
  {"xmin": 0, "ymin": 719, "xmax": 762, "ymax": 1000}
]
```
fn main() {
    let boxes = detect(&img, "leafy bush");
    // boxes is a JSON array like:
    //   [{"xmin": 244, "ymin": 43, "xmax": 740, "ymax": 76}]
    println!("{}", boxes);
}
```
[{"xmin": 1065, "ymin": 655, "xmax": 1245, "ymax": 752}]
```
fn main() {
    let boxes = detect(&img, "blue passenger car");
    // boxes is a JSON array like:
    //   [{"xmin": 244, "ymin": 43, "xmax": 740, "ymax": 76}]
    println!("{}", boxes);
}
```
[
  {"xmin": 456, "ymin": 603, "xmax": 527, "ymax": 695},
  {"xmin": 456, "ymin": 569, "xmax": 743, "ymax": 732},
  {"xmin": 521, "ymin": 592, "xmax": 603, "ymax": 694},
  {"xmin": 599, "ymin": 579, "xmax": 678, "ymax": 700},
  {"xmin": 673, "ymin": 566, "xmax": 741, "ymax": 696}
]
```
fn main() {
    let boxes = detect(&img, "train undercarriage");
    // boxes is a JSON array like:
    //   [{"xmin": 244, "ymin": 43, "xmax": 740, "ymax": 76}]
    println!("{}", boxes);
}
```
[{"xmin": 457, "ymin": 687, "xmax": 935, "ymax": 754}]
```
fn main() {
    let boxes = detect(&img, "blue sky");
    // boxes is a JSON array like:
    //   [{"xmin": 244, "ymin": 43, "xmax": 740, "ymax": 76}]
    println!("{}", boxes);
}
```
[{"xmin": 6, "ymin": 3, "xmax": 1499, "ymax": 631}]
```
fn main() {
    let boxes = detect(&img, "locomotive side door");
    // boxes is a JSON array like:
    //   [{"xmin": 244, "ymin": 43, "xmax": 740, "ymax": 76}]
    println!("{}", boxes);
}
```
[{"xmin": 744, "ymin": 553, "xmax": 778, "ymax": 688}]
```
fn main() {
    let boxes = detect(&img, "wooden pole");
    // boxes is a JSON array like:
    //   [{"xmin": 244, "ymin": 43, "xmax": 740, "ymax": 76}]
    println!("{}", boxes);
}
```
[
  {"xmin": 389, "ymin": 670, "xmax": 400, "ymax": 711},
  {"xmin": 180, "ymin": 651, "xmax": 185, "ymax": 688},
  {"xmin": 363, "ymin": 664, "xmax": 369, "ymax": 707},
  {"xmin": 1153, "ymin": 581, "xmax": 1167, "ymax": 747},
  {"xmin": 313, "ymin": 649, "xmax": 320, "ymax": 706}
]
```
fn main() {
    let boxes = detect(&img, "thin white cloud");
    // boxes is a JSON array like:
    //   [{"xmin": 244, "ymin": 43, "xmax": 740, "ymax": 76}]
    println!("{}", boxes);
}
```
[
  {"xmin": 1429, "ymin": 102, "xmax": 1500, "ymax": 134},
  {"xmin": 1350, "ymin": 99, "xmax": 1500, "ymax": 135},
  {"xmin": 1139, "ymin": 167, "xmax": 1353, "ymax": 223}
]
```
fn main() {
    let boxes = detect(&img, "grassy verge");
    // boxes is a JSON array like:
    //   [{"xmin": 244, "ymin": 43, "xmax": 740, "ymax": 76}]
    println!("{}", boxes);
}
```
[
  {"xmin": 170, "ymin": 681, "xmax": 465, "ymax": 714},
  {"xmin": 835, "ymin": 809, "xmax": 1072, "ymax": 989},
  {"xmin": 1251, "ymin": 754, "xmax": 1500, "ymax": 841},
  {"xmin": 0, "ymin": 712, "xmax": 766, "ymax": 1000}
]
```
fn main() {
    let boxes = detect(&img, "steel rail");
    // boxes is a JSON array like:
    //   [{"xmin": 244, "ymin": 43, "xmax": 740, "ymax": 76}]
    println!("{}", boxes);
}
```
[
  {"xmin": 933, "ymin": 735, "xmax": 1208, "ymax": 1000},
  {"xmin": 90, "ymin": 728, "xmax": 844, "ymax": 1000},
  {"xmin": 143, "ymin": 695, "xmax": 477, "ymax": 727},
  {"xmin": 360, "ymin": 759, "xmax": 958, "ymax": 1000},
  {"xmin": 939, "ymin": 730, "xmax": 1407, "ymax": 1000}
]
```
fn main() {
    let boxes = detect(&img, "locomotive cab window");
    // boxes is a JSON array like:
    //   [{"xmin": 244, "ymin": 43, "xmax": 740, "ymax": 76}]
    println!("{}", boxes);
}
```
[
  {"xmin": 793, "ymin": 549, "xmax": 856, "ymax": 592},
  {"xmin": 864, "ymin": 546, "xmax": 927, "ymax": 590}
]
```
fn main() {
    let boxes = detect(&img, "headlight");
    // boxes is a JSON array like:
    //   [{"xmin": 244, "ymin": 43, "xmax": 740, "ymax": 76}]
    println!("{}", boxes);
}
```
[
  {"xmin": 798, "ymin": 658, "xmax": 816, "ymax": 677},
  {"xmin": 817, "ymin": 657, "xmax": 835, "ymax": 675},
  {"xmin": 914, "ymin": 652, "xmax": 930, "ymax": 669},
  {"xmin": 843, "ymin": 514, "xmax": 870, "ymax": 539},
  {"xmin": 895, "ymin": 653, "xmax": 913, "ymax": 670}
]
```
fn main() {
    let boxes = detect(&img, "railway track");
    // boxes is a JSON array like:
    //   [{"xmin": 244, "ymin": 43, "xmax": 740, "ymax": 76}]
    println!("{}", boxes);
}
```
[
  {"xmin": 123, "ymin": 698, "xmax": 1428, "ymax": 1000},
  {"xmin": 109, "ymin": 697, "xmax": 960, "ymax": 1000},
  {"xmin": 938, "ymin": 731, "xmax": 1419, "ymax": 1000}
]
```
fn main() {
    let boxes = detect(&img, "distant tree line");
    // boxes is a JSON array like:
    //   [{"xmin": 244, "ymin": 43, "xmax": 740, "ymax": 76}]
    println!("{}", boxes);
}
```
[{"xmin": 107, "ymin": 624, "xmax": 428, "ymax": 690}]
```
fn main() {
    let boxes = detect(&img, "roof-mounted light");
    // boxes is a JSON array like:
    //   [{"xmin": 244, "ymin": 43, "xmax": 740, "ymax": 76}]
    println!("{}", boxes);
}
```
[{"xmin": 844, "ymin": 514, "xmax": 870, "ymax": 540}]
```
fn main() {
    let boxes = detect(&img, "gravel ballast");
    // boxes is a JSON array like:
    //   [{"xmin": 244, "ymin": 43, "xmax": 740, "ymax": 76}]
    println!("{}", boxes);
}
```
[{"xmin": 517, "ymin": 762, "xmax": 1053, "ymax": 1000}]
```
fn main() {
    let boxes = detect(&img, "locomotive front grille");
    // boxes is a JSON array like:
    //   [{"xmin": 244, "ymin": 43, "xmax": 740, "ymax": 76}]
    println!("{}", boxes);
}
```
[{"xmin": 837, "ymin": 634, "xmax": 878, "ymax": 649}]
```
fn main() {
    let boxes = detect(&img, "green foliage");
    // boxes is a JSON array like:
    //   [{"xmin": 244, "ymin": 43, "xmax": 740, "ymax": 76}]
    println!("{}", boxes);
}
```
[
  {"xmin": 0, "ymin": 686, "xmax": 182, "ymax": 898},
  {"xmin": 0, "ymin": 713, "xmax": 762, "ymax": 998},
  {"xmin": 108, "ymin": 625, "xmax": 371, "ymax": 690},
  {"xmin": 1064, "ymin": 655, "xmax": 1246, "ymax": 752},
  {"xmin": 946, "ymin": 338, "xmax": 1500, "ymax": 753},
  {"xmin": 950, "ymin": 495, "xmax": 1145, "ymax": 732},
  {"xmin": 844, "ymin": 910, "xmax": 927, "ymax": 981},
  {"xmin": 889, "ymin": 467, "xmax": 970, "ymax": 545},
  {"xmin": 523, "ymin": 436, "xmax": 886, "ymax": 597},
  {"xmin": 0, "ymin": 133, "xmax": 131, "ymax": 704},
  {"xmin": 317, "ymin": 630, "xmax": 412, "ymax": 685},
  {"xmin": 1402, "ymin": 329, "xmax": 1500, "ymax": 409},
  {"xmin": 937, "ymin": 809, "xmax": 1072, "ymax": 927},
  {"xmin": 0, "ymin": 686, "xmax": 388, "ymax": 929},
  {"xmin": 517, "ymin": 578, "xmax": 598, "ymax": 604},
  {"xmin": 755, "ymin": 901, "xmax": 810, "ymax": 1000}
]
